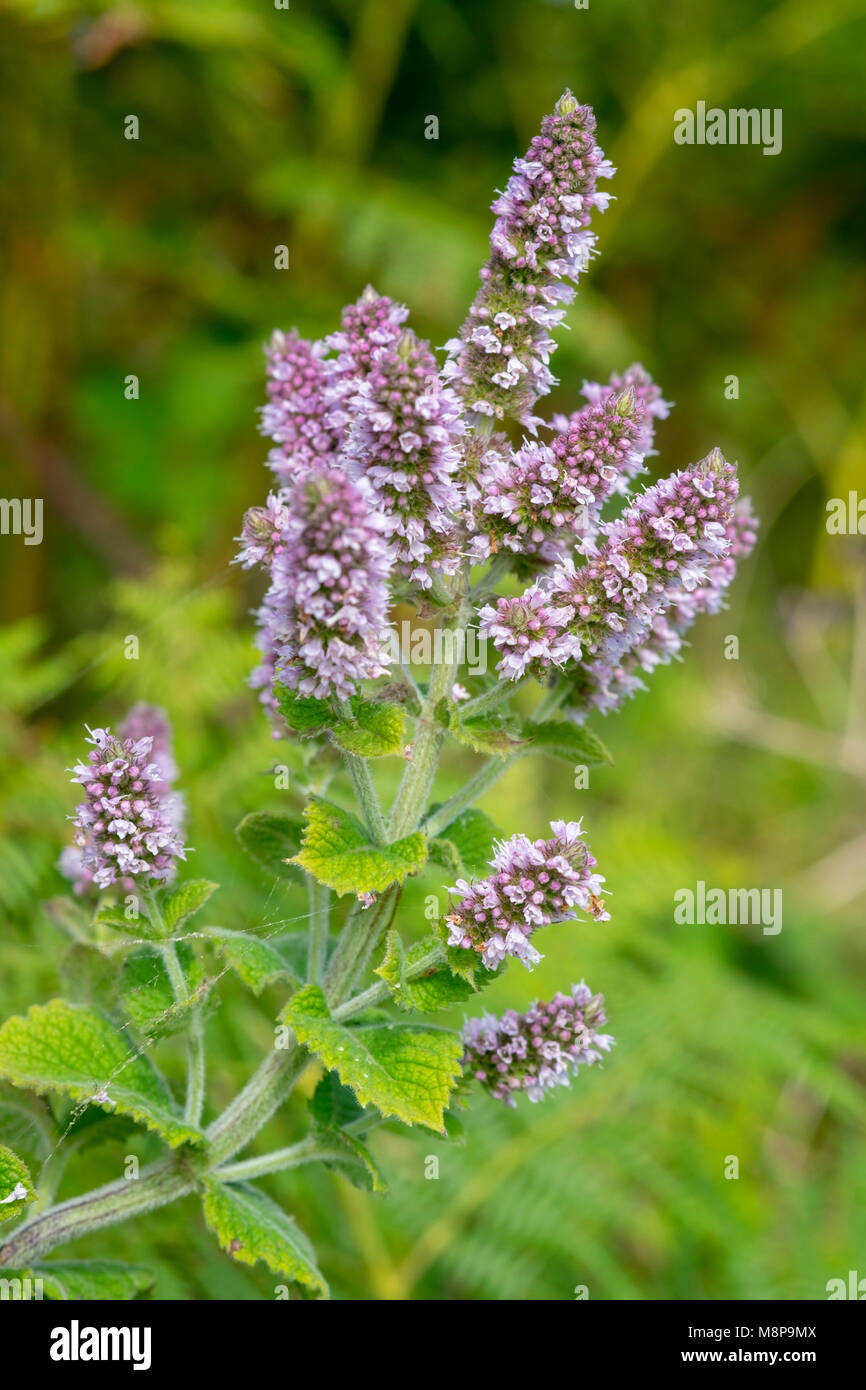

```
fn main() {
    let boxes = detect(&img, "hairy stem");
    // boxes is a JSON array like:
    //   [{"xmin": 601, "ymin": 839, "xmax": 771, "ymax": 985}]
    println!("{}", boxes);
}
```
[
  {"xmin": 205, "ymin": 1045, "xmax": 310, "ymax": 1169},
  {"xmin": 469, "ymin": 551, "xmax": 512, "ymax": 601},
  {"xmin": 335, "ymin": 700, "xmax": 389, "ymax": 844},
  {"xmin": 332, "ymin": 944, "xmax": 444, "ymax": 1021},
  {"xmin": 389, "ymin": 574, "xmax": 473, "ymax": 839},
  {"xmin": 461, "ymin": 674, "xmax": 528, "ymax": 718},
  {"xmin": 0, "ymin": 1159, "xmax": 195, "ymax": 1268},
  {"xmin": 422, "ymin": 751, "xmax": 523, "ymax": 839},
  {"xmin": 213, "ymin": 1133, "xmax": 350, "ymax": 1183},
  {"xmin": 306, "ymin": 874, "xmax": 331, "ymax": 983},
  {"xmin": 185, "ymin": 1010, "xmax": 206, "ymax": 1127},
  {"xmin": 532, "ymin": 678, "xmax": 569, "ymax": 722},
  {"xmin": 155, "ymin": 908, "xmax": 207, "ymax": 1128},
  {"xmin": 323, "ymin": 886, "xmax": 399, "ymax": 1008}
]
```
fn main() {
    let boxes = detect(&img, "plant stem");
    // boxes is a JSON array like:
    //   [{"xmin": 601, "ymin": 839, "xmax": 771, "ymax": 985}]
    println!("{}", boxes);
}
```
[
  {"xmin": 158, "ymin": 939, "xmax": 187, "ymax": 997},
  {"xmin": 389, "ymin": 573, "xmax": 473, "ymax": 839},
  {"xmin": 205, "ymin": 1045, "xmax": 310, "ymax": 1170},
  {"xmin": 306, "ymin": 874, "xmax": 331, "ymax": 983},
  {"xmin": 157, "ymin": 935, "xmax": 206, "ymax": 1128},
  {"xmin": 531, "ymin": 678, "xmax": 569, "ymax": 722},
  {"xmin": 422, "ymin": 751, "xmax": 524, "ymax": 839},
  {"xmin": 213, "ymin": 1133, "xmax": 345, "ymax": 1183},
  {"xmin": 185, "ymin": 1010, "xmax": 206, "ymax": 1127},
  {"xmin": 335, "ymin": 699, "xmax": 388, "ymax": 843},
  {"xmin": 322, "ymin": 886, "xmax": 399, "ymax": 1008},
  {"xmin": 332, "ymin": 944, "xmax": 444, "ymax": 1021},
  {"xmin": 461, "ymin": 674, "xmax": 528, "ymax": 718},
  {"xmin": 0, "ymin": 1158, "xmax": 195, "ymax": 1268},
  {"xmin": 469, "ymin": 551, "xmax": 511, "ymax": 601}
]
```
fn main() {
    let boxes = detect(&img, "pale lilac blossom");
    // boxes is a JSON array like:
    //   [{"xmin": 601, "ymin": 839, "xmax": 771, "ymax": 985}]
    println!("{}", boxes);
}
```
[
  {"xmin": 444, "ymin": 91, "xmax": 614, "ymax": 429},
  {"xmin": 445, "ymin": 819, "xmax": 609, "ymax": 969},
  {"xmin": 462, "ymin": 981, "xmax": 613, "ymax": 1104}
]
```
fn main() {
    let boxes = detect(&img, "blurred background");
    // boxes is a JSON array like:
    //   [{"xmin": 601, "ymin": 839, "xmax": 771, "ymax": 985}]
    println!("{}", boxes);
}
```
[{"xmin": 1, "ymin": 0, "xmax": 865, "ymax": 1300}]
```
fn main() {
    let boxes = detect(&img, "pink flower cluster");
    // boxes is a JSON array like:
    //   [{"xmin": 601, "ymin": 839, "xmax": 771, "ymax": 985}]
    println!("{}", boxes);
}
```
[
  {"xmin": 481, "ymin": 448, "xmax": 740, "ymax": 683},
  {"xmin": 445, "ymin": 819, "xmax": 609, "ymax": 970},
  {"xmin": 462, "ymin": 981, "xmax": 613, "ymax": 1105},
  {"xmin": 566, "ymin": 495, "xmax": 759, "ymax": 717},
  {"xmin": 444, "ymin": 90, "xmax": 614, "ymax": 429},
  {"xmin": 469, "ymin": 373, "xmax": 661, "ymax": 562},
  {"xmin": 344, "ymin": 329, "xmax": 465, "ymax": 588},
  {"xmin": 252, "ymin": 465, "xmax": 392, "ymax": 705},
  {"xmin": 64, "ymin": 719, "xmax": 187, "ymax": 892}
]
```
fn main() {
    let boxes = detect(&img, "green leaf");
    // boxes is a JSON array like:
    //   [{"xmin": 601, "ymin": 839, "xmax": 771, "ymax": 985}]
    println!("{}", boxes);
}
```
[
  {"xmin": 160, "ymin": 879, "xmax": 219, "ymax": 933},
  {"xmin": 431, "ymin": 807, "xmax": 499, "ymax": 878},
  {"xmin": 282, "ymin": 985, "xmax": 462, "ymax": 1131},
  {"xmin": 93, "ymin": 903, "xmax": 162, "ymax": 941},
  {"xmin": 0, "ymin": 1089, "xmax": 54, "ymax": 1161},
  {"xmin": 0, "ymin": 1144, "xmax": 35, "ymax": 1223},
  {"xmin": 274, "ymin": 683, "xmax": 335, "ymax": 734},
  {"xmin": 291, "ymin": 798, "xmax": 427, "ymax": 896},
  {"xmin": 445, "ymin": 944, "xmax": 487, "ymax": 987},
  {"xmin": 235, "ymin": 811, "xmax": 304, "ymax": 879},
  {"xmin": 451, "ymin": 709, "xmax": 525, "ymax": 755},
  {"xmin": 0, "ymin": 1260, "xmax": 156, "ymax": 1300},
  {"xmin": 205, "ymin": 929, "xmax": 299, "ymax": 996},
  {"xmin": 427, "ymin": 836, "xmax": 464, "ymax": 876},
  {"xmin": 402, "ymin": 951, "xmax": 478, "ymax": 1012},
  {"xmin": 120, "ymin": 944, "xmax": 209, "ymax": 1035},
  {"xmin": 202, "ymin": 1181, "xmax": 327, "ymax": 1299},
  {"xmin": 308, "ymin": 1069, "xmax": 365, "ymax": 1129},
  {"xmin": 0, "ymin": 1001, "xmax": 205, "ymax": 1150},
  {"xmin": 316, "ymin": 1129, "xmax": 387, "ymax": 1194},
  {"xmin": 332, "ymin": 700, "xmax": 404, "ymax": 758},
  {"xmin": 521, "ymin": 719, "xmax": 613, "ymax": 766},
  {"xmin": 376, "ymin": 931, "xmax": 476, "ymax": 1013}
]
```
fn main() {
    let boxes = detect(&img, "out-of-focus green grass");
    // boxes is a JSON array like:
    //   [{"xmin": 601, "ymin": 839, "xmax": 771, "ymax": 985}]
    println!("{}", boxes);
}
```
[{"xmin": 1, "ymin": 0, "xmax": 865, "ymax": 1300}]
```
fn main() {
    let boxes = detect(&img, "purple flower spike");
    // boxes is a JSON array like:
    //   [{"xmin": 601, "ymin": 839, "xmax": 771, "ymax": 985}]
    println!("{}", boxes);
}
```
[
  {"xmin": 574, "ymin": 362, "xmax": 672, "ymax": 456},
  {"xmin": 445, "ymin": 819, "xmax": 609, "ymax": 970},
  {"xmin": 567, "ymin": 493, "xmax": 759, "ymax": 718},
  {"xmin": 470, "ymin": 382, "xmax": 658, "ymax": 562},
  {"xmin": 255, "ymin": 465, "xmax": 393, "ymax": 705},
  {"xmin": 479, "ymin": 586, "xmax": 578, "ymax": 681},
  {"xmin": 462, "ymin": 981, "xmax": 613, "ymax": 1105},
  {"xmin": 345, "ymin": 328, "xmax": 465, "ymax": 588},
  {"xmin": 486, "ymin": 449, "xmax": 741, "ymax": 683},
  {"xmin": 261, "ymin": 330, "xmax": 341, "ymax": 485},
  {"xmin": 324, "ymin": 285, "xmax": 410, "ymax": 434},
  {"xmin": 444, "ymin": 91, "xmax": 614, "ymax": 429},
  {"xmin": 66, "ymin": 724, "xmax": 188, "ymax": 892}
]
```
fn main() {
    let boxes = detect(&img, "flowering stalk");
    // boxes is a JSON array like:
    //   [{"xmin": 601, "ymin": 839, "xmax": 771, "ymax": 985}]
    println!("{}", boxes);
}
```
[
  {"xmin": 468, "ymin": 374, "xmax": 661, "ymax": 563},
  {"xmin": 0, "ymin": 94, "xmax": 760, "ymax": 1297},
  {"xmin": 444, "ymin": 820, "xmax": 609, "ymax": 969},
  {"xmin": 444, "ymin": 90, "xmax": 614, "ymax": 429},
  {"xmin": 461, "ymin": 982, "xmax": 613, "ymax": 1105}
]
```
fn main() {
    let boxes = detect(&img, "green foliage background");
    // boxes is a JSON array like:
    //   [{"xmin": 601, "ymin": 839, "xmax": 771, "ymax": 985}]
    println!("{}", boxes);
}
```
[{"xmin": 1, "ymin": 0, "xmax": 865, "ymax": 1300}]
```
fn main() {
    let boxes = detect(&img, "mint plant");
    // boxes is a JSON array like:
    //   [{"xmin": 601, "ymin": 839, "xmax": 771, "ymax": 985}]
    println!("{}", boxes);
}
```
[{"xmin": 0, "ymin": 93, "xmax": 757, "ymax": 1300}]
